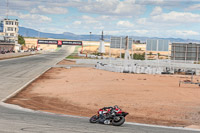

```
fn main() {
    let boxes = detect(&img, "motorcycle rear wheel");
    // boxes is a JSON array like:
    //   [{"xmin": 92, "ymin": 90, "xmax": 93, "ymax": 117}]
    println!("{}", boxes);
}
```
[
  {"xmin": 112, "ymin": 116, "xmax": 125, "ymax": 126},
  {"xmin": 89, "ymin": 115, "xmax": 99, "ymax": 123}
]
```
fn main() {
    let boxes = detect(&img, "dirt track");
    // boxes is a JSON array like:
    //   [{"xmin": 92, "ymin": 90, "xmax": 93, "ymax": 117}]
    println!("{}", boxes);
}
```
[{"xmin": 6, "ymin": 60, "xmax": 200, "ymax": 127}]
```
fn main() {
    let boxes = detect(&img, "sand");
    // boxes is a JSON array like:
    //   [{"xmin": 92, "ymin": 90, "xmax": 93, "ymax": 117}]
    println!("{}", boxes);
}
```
[{"xmin": 6, "ymin": 61, "xmax": 200, "ymax": 127}]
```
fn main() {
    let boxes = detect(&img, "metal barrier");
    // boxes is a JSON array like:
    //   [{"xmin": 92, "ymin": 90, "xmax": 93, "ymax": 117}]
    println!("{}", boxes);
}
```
[{"xmin": 76, "ymin": 58, "xmax": 200, "ymax": 75}]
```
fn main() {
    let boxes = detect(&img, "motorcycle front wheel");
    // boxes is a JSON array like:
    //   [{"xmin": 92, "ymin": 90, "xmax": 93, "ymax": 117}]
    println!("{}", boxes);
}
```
[
  {"xmin": 89, "ymin": 115, "xmax": 99, "ymax": 123},
  {"xmin": 112, "ymin": 116, "xmax": 125, "ymax": 126}
]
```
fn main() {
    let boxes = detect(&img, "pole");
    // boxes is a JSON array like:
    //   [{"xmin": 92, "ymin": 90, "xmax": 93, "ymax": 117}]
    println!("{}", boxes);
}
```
[
  {"xmin": 156, "ymin": 40, "xmax": 159, "ymax": 70},
  {"xmin": 131, "ymin": 44, "xmax": 133, "ymax": 59},
  {"xmin": 168, "ymin": 42, "xmax": 171, "ymax": 71},
  {"xmin": 120, "ymin": 37, "xmax": 122, "ymax": 59},
  {"xmin": 37, "ymin": 29, "xmax": 40, "ymax": 50},
  {"xmin": 6, "ymin": 0, "xmax": 9, "ymax": 19},
  {"xmin": 197, "ymin": 46, "xmax": 199, "ymax": 63},
  {"xmin": 90, "ymin": 32, "xmax": 92, "ymax": 41},
  {"xmin": 173, "ymin": 44, "xmax": 176, "ymax": 73},
  {"xmin": 37, "ymin": 40, "xmax": 38, "ymax": 51},
  {"xmin": 109, "ymin": 36, "xmax": 111, "ymax": 64},
  {"xmin": 184, "ymin": 44, "xmax": 187, "ymax": 72},
  {"xmin": 81, "ymin": 43, "xmax": 83, "ymax": 54}
]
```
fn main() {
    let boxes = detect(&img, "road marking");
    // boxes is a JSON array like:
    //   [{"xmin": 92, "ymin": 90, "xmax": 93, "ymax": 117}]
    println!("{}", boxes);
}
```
[
  {"xmin": 126, "ymin": 122, "xmax": 200, "ymax": 132},
  {"xmin": 1, "ymin": 102, "xmax": 200, "ymax": 132}
]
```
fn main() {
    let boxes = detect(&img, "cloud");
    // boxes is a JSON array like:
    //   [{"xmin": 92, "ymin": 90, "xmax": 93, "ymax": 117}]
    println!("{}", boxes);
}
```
[
  {"xmin": 136, "ymin": 18, "xmax": 147, "ymax": 25},
  {"xmin": 78, "ymin": 0, "xmax": 145, "ymax": 16},
  {"xmin": 81, "ymin": 15, "xmax": 100, "ymax": 24},
  {"xmin": 117, "ymin": 21, "xmax": 134, "ymax": 28},
  {"xmin": 186, "ymin": 4, "xmax": 200, "ymax": 11},
  {"xmin": 175, "ymin": 30, "xmax": 199, "ymax": 36},
  {"xmin": 8, "ymin": 11, "xmax": 52, "ymax": 23},
  {"xmin": 136, "ymin": 0, "xmax": 188, "ymax": 8},
  {"xmin": 30, "ymin": 6, "xmax": 68, "ymax": 14},
  {"xmin": 134, "ymin": 30, "xmax": 149, "ymax": 34},
  {"xmin": 73, "ymin": 21, "xmax": 82, "ymax": 25},
  {"xmin": 151, "ymin": 6, "xmax": 162, "ymax": 16},
  {"xmin": 151, "ymin": 11, "xmax": 200, "ymax": 24},
  {"xmin": 104, "ymin": 30, "xmax": 120, "ymax": 35}
]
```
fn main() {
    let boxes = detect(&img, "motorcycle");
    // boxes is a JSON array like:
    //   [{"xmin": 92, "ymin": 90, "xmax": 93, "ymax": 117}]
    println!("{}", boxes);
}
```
[{"xmin": 89, "ymin": 106, "xmax": 128, "ymax": 126}]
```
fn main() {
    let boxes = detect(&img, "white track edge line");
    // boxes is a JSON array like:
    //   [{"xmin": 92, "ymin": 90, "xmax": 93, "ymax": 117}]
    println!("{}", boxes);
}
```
[{"xmin": 1, "ymin": 102, "xmax": 199, "ymax": 132}]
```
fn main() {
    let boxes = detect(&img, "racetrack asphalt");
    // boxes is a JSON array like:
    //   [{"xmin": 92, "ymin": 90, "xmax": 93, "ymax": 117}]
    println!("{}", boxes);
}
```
[{"xmin": 0, "ymin": 46, "xmax": 199, "ymax": 133}]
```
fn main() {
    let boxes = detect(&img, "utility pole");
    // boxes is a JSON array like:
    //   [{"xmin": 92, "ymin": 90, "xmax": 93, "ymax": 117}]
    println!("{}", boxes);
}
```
[
  {"xmin": 37, "ymin": 29, "xmax": 40, "ymax": 50},
  {"xmin": 101, "ymin": 30, "xmax": 104, "ymax": 41},
  {"xmin": 6, "ymin": 0, "xmax": 9, "ymax": 19},
  {"xmin": 90, "ymin": 32, "xmax": 92, "ymax": 41},
  {"xmin": 38, "ymin": 29, "xmax": 40, "ymax": 39}
]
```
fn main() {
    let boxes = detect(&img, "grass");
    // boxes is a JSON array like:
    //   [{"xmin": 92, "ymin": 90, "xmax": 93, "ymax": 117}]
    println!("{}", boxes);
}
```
[
  {"xmin": 66, "ymin": 55, "xmax": 83, "ymax": 59},
  {"xmin": 56, "ymin": 47, "xmax": 61, "ymax": 51},
  {"xmin": 66, "ymin": 46, "xmax": 82, "ymax": 59}
]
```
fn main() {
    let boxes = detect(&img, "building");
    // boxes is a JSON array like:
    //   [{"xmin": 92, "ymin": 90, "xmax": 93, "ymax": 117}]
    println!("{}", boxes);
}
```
[
  {"xmin": 0, "ymin": 19, "xmax": 19, "ymax": 43},
  {"xmin": 0, "ymin": 19, "xmax": 19, "ymax": 52},
  {"xmin": 171, "ymin": 43, "xmax": 200, "ymax": 61}
]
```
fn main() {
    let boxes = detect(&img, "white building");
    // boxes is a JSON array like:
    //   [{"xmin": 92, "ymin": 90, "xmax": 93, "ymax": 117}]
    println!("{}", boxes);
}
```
[{"xmin": 0, "ymin": 19, "xmax": 19, "ymax": 44}]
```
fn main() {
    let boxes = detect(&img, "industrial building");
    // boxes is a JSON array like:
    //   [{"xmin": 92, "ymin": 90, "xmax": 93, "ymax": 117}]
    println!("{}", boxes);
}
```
[{"xmin": 171, "ymin": 43, "xmax": 200, "ymax": 61}]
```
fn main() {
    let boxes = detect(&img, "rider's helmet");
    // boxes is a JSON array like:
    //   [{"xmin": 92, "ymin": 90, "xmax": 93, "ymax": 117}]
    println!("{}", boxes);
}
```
[{"xmin": 114, "ymin": 105, "xmax": 119, "ymax": 109}]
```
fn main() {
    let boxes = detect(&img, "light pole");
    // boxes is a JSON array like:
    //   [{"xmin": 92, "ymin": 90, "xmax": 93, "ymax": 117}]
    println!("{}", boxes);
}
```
[
  {"xmin": 37, "ymin": 29, "xmax": 40, "ymax": 50},
  {"xmin": 89, "ymin": 32, "xmax": 92, "ymax": 41}
]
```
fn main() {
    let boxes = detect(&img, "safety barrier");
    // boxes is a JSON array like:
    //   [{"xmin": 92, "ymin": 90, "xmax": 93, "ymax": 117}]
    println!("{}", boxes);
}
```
[{"xmin": 76, "ymin": 58, "xmax": 200, "ymax": 75}]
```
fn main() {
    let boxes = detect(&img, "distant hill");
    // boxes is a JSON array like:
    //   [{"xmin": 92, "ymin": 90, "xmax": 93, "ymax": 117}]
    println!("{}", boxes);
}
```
[{"xmin": 19, "ymin": 26, "xmax": 200, "ymax": 43}]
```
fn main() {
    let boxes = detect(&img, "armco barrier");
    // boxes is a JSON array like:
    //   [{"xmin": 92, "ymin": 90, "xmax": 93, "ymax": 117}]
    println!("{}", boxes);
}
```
[{"xmin": 76, "ymin": 58, "xmax": 200, "ymax": 75}]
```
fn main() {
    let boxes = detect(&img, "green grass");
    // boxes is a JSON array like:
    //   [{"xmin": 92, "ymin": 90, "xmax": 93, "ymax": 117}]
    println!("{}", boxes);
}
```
[
  {"xmin": 66, "ymin": 46, "xmax": 82, "ymax": 59},
  {"xmin": 56, "ymin": 47, "xmax": 61, "ymax": 51},
  {"xmin": 66, "ymin": 55, "xmax": 82, "ymax": 59}
]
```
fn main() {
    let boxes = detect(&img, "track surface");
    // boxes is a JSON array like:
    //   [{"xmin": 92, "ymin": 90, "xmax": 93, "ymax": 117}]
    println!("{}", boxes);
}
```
[{"xmin": 0, "ymin": 46, "xmax": 199, "ymax": 133}]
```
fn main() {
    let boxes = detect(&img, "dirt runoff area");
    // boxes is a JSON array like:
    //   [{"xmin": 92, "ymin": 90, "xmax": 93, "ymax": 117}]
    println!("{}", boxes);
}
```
[{"xmin": 6, "ymin": 61, "xmax": 200, "ymax": 128}]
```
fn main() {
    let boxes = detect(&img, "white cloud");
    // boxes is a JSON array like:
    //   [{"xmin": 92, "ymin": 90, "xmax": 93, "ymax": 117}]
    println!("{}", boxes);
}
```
[
  {"xmin": 137, "ymin": 18, "xmax": 147, "ymax": 25},
  {"xmin": 117, "ymin": 21, "xmax": 134, "ymax": 28},
  {"xmin": 30, "ymin": 6, "xmax": 68, "ymax": 14},
  {"xmin": 151, "ymin": 6, "xmax": 162, "ymax": 16},
  {"xmin": 187, "ymin": 4, "xmax": 200, "ymax": 11},
  {"xmin": 8, "ymin": 11, "xmax": 52, "ymax": 23},
  {"xmin": 151, "ymin": 11, "xmax": 200, "ymax": 24},
  {"xmin": 104, "ymin": 30, "xmax": 120, "ymax": 35},
  {"xmin": 136, "ymin": 0, "xmax": 184, "ymax": 7},
  {"xmin": 78, "ymin": 0, "xmax": 145, "ymax": 16},
  {"xmin": 73, "ymin": 21, "xmax": 82, "ymax": 25},
  {"xmin": 134, "ymin": 30, "xmax": 149, "ymax": 34},
  {"xmin": 81, "ymin": 15, "xmax": 99, "ymax": 24},
  {"xmin": 175, "ymin": 30, "xmax": 199, "ymax": 36}
]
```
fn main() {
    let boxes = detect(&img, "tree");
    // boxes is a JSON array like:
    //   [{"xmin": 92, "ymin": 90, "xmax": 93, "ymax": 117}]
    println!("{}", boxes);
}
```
[
  {"xmin": 149, "ymin": 52, "xmax": 152, "ymax": 57},
  {"xmin": 18, "ymin": 35, "xmax": 25, "ymax": 45},
  {"xmin": 157, "ymin": 53, "xmax": 161, "ymax": 59}
]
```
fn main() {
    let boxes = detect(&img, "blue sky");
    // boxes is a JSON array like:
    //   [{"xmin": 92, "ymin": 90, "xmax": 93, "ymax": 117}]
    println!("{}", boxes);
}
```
[{"xmin": 1, "ymin": 0, "xmax": 200, "ymax": 39}]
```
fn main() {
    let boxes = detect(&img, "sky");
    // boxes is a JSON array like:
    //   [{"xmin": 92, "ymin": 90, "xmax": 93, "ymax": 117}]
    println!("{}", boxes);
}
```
[{"xmin": 1, "ymin": 0, "xmax": 200, "ymax": 39}]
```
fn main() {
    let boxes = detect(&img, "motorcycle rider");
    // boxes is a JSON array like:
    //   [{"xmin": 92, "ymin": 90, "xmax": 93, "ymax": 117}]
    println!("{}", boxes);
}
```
[{"xmin": 98, "ymin": 105, "xmax": 119, "ymax": 124}]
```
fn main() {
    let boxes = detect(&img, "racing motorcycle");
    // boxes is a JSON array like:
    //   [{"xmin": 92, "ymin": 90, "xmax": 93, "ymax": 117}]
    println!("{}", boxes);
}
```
[{"xmin": 89, "ymin": 105, "xmax": 128, "ymax": 126}]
